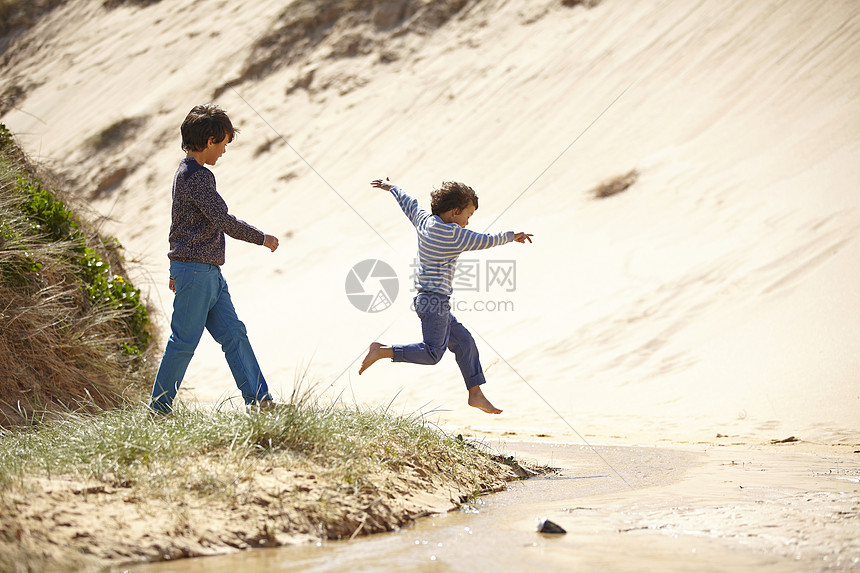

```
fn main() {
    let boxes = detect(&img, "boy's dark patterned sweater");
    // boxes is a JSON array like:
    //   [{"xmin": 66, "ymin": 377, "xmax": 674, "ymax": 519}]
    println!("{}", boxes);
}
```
[{"xmin": 167, "ymin": 157, "xmax": 265, "ymax": 266}]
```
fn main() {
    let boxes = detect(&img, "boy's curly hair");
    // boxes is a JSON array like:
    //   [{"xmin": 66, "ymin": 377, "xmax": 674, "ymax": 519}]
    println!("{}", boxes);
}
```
[
  {"xmin": 430, "ymin": 181, "xmax": 479, "ymax": 215},
  {"xmin": 181, "ymin": 104, "xmax": 238, "ymax": 152}
]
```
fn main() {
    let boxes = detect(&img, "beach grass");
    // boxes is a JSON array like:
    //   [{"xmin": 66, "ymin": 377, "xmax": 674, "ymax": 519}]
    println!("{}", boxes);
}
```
[
  {"xmin": 0, "ymin": 386, "xmax": 525, "ymax": 569},
  {"xmin": 0, "ymin": 392, "xmax": 505, "ymax": 499},
  {"xmin": 0, "ymin": 123, "xmax": 157, "ymax": 427}
]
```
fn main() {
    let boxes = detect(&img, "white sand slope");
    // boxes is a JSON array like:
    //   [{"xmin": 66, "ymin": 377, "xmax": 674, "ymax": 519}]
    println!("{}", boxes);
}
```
[{"xmin": 2, "ymin": 0, "xmax": 858, "ymax": 443}]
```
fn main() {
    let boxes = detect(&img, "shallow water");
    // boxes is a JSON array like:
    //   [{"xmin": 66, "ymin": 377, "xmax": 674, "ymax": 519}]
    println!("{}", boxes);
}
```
[{"xmin": 121, "ymin": 442, "xmax": 806, "ymax": 573}]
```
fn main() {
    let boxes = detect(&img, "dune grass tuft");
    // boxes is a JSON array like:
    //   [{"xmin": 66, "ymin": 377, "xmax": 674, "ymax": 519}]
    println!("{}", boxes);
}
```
[
  {"xmin": 0, "ymin": 0, "xmax": 67, "ymax": 37},
  {"xmin": 0, "ymin": 124, "xmax": 157, "ymax": 427},
  {"xmin": 0, "ymin": 387, "xmax": 526, "ymax": 568},
  {"xmin": 0, "ymin": 389, "xmax": 503, "ymax": 501}
]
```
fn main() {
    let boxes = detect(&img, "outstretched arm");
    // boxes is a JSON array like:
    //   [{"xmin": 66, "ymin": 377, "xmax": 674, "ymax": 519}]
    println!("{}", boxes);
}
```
[
  {"xmin": 451, "ymin": 228, "xmax": 533, "ymax": 253},
  {"xmin": 371, "ymin": 176, "xmax": 428, "ymax": 228}
]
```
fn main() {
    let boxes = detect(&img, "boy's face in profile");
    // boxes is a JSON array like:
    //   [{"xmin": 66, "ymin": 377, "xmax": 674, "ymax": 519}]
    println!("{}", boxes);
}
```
[
  {"xmin": 449, "ymin": 203, "xmax": 476, "ymax": 228},
  {"xmin": 198, "ymin": 136, "xmax": 230, "ymax": 166}
]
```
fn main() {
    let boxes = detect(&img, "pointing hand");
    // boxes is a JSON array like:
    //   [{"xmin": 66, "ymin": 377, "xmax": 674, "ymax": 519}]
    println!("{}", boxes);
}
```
[{"xmin": 513, "ymin": 232, "xmax": 533, "ymax": 244}]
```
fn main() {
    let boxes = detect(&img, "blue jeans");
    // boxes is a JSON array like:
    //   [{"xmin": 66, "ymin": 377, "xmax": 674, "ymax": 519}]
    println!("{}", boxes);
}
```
[
  {"xmin": 392, "ymin": 292, "xmax": 487, "ymax": 389},
  {"xmin": 149, "ymin": 261, "xmax": 272, "ymax": 413}
]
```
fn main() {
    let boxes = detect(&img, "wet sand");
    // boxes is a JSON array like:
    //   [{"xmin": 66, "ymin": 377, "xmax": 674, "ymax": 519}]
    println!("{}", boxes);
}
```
[{"xmin": 129, "ymin": 440, "xmax": 860, "ymax": 572}]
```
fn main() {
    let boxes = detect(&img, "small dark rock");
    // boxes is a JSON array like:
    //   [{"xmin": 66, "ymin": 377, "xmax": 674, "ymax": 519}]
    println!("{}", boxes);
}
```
[{"xmin": 537, "ymin": 518, "xmax": 566, "ymax": 534}]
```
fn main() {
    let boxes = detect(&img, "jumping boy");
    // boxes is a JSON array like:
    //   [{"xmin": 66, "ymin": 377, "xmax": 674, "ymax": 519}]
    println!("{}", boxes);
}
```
[
  {"xmin": 149, "ymin": 104, "xmax": 280, "ymax": 414},
  {"xmin": 358, "ymin": 177, "xmax": 532, "ymax": 414}
]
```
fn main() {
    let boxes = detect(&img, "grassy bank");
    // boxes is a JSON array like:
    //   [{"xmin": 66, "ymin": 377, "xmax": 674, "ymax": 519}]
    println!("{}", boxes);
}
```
[
  {"xmin": 0, "ymin": 124, "xmax": 156, "ymax": 426},
  {"xmin": 0, "ymin": 390, "xmax": 529, "ymax": 571}
]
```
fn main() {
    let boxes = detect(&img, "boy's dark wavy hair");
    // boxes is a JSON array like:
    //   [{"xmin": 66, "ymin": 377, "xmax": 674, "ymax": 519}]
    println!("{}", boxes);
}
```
[
  {"xmin": 430, "ymin": 181, "xmax": 479, "ymax": 215},
  {"xmin": 180, "ymin": 104, "xmax": 238, "ymax": 152}
]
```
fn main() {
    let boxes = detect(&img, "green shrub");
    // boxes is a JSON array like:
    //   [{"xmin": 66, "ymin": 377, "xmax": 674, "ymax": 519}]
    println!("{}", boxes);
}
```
[{"xmin": 0, "ymin": 123, "xmax": 151, "ymax": 355}]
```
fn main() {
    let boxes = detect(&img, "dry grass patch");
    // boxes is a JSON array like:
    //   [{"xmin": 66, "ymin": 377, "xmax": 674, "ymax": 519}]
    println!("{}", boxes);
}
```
[
  {"xmin": 590, "ymin": 169, "xmax": 638, "ymax": 199},
  {"xmin": 0, "ymin": 125, "xmax": 156, "ymax": 427}
]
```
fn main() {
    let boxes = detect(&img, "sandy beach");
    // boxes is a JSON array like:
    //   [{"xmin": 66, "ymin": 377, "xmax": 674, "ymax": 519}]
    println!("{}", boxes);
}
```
[{"xmin": 1, "ymin": 0, "xmax": 859, "ymax": 570}]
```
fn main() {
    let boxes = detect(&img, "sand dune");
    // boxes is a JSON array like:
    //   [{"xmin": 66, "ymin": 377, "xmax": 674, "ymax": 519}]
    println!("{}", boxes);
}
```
[{"xmin": 2, "ymin": 0, "xmax": 858, "ymax": 445}]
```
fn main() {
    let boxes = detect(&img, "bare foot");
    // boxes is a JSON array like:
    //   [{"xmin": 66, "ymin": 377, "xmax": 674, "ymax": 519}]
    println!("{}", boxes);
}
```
[
  {"xmin": 468, "ymin": 385, "xmax": 502, "ymax": 414},
  {"xmin": 359, "ymin": 342, "xmax": 392, "ymax": 375}
]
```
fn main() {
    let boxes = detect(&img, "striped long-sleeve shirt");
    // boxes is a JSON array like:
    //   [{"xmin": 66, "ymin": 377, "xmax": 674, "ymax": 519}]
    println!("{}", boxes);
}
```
[
  {"xmin": 391, "ymin": 186, "xmax": 513, "ymax": 296},
  {"xmin": 167, "ymin": 157, "xmax": 265, "ymax": 266}
]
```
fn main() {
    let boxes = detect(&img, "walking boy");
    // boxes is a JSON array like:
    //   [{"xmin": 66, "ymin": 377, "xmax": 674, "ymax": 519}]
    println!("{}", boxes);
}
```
[
  {"xmin": 149, "ymin": 104, "xmax": 279, "ymax": 414},
  {"xmin": 359, "ymin": 177, "xmax": 532, "ymax": 414}
]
